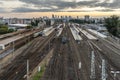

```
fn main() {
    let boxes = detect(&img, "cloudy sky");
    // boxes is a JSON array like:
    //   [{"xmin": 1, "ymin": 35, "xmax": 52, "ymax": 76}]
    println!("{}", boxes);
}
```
[{"xmin": 0, "ymin": 0, "xmax": 120, "ymax": 18}]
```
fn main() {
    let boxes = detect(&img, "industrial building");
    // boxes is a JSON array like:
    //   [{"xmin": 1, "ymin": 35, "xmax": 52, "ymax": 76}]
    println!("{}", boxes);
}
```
[{"xmin": 8, "ymin": 24, "xmax": 28, "ymax": 30}]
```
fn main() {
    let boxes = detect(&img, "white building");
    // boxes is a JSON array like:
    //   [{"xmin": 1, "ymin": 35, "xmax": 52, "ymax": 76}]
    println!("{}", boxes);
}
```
[
  {"xmin": 4, "ymin": 18, "xmax": 31, "ymax": 24},
  {"xmin": 0, "ymin": 17, "xmax": 5, "ymax": 24},
  {"xmin": 8, "ymin": 24, "xmax": 28, "ymax": 30},
  {"xmin": 38, "ymin": 21, "xmax": 46, "ymax": 28},
  {"xmin": 51, "ymin": 19, "xmax": 55, "ymax": 25},
  {"xmin": 84, "ymin": 15, "xmax": 90, "ymax": 21}
]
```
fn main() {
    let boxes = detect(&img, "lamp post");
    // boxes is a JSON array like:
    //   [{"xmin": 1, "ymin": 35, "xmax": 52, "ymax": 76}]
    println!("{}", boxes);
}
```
[{"xmin": 12, "ymin": 41, "xmax": 15, "ymax": 59}]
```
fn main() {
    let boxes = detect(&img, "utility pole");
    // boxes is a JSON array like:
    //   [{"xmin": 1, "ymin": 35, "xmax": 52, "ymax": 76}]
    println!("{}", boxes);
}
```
[
  {"xmin": 111, "ymin": 71, "xmax": 120, "ymax": 80},
  {"xmin": 101, "ymin": 59, "xmax": 107, "ymax": 80},
  {"xmin": 27, "ymin": 59, "xmax": 29, "ymax": 80},
  {"xmin": 12, "ymin": 41, "xmax": 15, "ymax": 59},
  {"xmin": 49, "ymin": 41, "xmax": 50, "ymax": 50},
  {"xmin": 79, "ymin": 62, "xmax": 82, "ymax": 69},
  {"xmin": 0, "ymin": 63, "xmax": 1, "ymax": 70},
  {"xmin": 90, "ymin": 51, "xmax": 95, "ymax": 80},
  {"xmin": 27, "ymin": 36, "xmax": 30, "ymax": 47}
]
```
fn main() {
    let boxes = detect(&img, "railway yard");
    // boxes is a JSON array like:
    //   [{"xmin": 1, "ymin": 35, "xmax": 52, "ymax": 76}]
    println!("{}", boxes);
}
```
[{"xmin": 0, "ymin": 23, "xmax": 120, "ymax": 80}]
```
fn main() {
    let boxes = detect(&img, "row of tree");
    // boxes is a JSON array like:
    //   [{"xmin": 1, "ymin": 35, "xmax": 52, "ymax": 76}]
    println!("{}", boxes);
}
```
[
  {"xmin": 104, "ymin": 15, "xmax": 120, "ymax": 37},
  {"xmin": 0, "ymin": 25, "xmax": 15, "ymax": 34}
]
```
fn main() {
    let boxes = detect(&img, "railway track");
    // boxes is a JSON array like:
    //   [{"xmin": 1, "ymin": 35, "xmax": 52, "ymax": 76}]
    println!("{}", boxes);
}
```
[
  {"xmin": 42, "ymin": 27, "xmax": 67, "ymax": 80},
  {"xmin": 74, "ymin": 24, "xmax": 120, "ymax": 80},
  {"xmin": 42, "ymin": 25, "xmax": 80, "ymax": 80},
  {"xmin": 70, "ymin": 24, "xmax": 90, "ymax": 80},
  {"xmin": 89, "ymin": 41, "xmax": 120, "ymax": 80},
  {"xmin": 2, "ymin": 23, "xmax": 119, "ymax": 80},
  {"xmin": 0, "ymin": 30, "xmax": 56, "ymax": 80},
  {"xmin": 25, "ymin": 23, "xmax": 120, "ymax": 80}
]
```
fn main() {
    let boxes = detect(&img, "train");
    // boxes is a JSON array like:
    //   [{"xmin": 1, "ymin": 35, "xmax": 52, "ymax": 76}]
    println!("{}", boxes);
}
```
[
  {"xmin": 61, "ymin": 36, "xmax": 67, "ymax": 44},
  {"xmin": 33, "ymin": 31, "xmax": 43, "ymax": 37}
]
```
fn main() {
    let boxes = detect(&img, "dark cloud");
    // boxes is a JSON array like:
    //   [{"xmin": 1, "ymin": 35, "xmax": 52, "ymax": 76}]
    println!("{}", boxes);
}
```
[
  {"xmin": 13, "ymin": 0, "xmax": 98, "ymax": 12},
  {"xmin": 12, "ymin": 7, "xmax": 60, "ymax": 12},
  {"xmin": 19, "ymin": 0, "xmax": 98, "ymax": 8},
  {"xmin": 92, "ymin": 0, "xmax": 120, "ymax": 9},
  {"xmin": 95, "ymin": 9, "xmax": 115, "ymax": 12},
  {"xmin": 11, "ymin": 0, "xmax": 120, "ymax": 12}
]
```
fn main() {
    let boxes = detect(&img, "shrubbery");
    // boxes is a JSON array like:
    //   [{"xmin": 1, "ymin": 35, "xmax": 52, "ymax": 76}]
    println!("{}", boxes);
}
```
[
  {"xmin": 0, "ymin": 25, "xmax": 15, "ymax": 34},
  {"xmin": 104, "ymin": 15, "xmax": 120, "ymax": 37}
]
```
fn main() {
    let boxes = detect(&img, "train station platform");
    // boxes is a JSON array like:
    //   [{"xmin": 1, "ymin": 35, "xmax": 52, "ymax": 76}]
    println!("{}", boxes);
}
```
[
  {"xmin": 0, "ymin": 30, "xmax": 38, "ymax": 50},
  {"xmin": 0, "ymin": 30, "xmax": 29, "ymax": 40}
]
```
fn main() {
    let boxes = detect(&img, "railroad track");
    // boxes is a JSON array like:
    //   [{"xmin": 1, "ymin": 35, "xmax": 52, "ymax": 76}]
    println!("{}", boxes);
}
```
[
  {"xmin": 42, "ymin": 27, "xmax": 66, "ymax": 80},
  {"xmin": 43, "ymin": 24, "xmax": 91, "ymax": 80},
  {"xmin": 77, "ymin": 24, "xmax": 120, "ymax": 80},
  {"xmin": 42, "ymin": 25, "xmax": 79, "ymax": 80},
  {"xmin": 0, "ymin": 30, "xmax": 56, "ymax": 80},
  {"xmin": 89, "ymin": 41, "xmax": 120, "ymax": 80},
  {"xmin": 71, "ymin": 24, "xmax": 120, "ymax": 80}
]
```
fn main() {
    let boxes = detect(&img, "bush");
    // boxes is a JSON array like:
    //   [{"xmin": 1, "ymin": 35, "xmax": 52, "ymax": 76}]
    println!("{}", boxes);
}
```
[
  {"xmin": 8, "ymin": 28, "xmax": 15, "ymax": 33},
  {"xmin": 104, "ymin": 15, "xmax": 120, "ymax": 37},
  {"xmin": 0, "ymin": 28, "xmax": 8, "ymax": 34},
  {"xmin": 26, "ymin": 26, "xmax": 33, "ymax": 29},
  {"xmin": 0, "ymin": 25, "xmax": 15, "ymax": 34}
]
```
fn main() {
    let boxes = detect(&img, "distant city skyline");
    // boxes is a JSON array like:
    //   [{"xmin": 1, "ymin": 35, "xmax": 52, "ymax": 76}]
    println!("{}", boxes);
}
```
[
  {"xmin": 0, "ymin": 12, "xmax": 120, "ymax": 18},
  {"xmin": 0, "ymin": 0, "xmax": 120, "ymax": 18}
]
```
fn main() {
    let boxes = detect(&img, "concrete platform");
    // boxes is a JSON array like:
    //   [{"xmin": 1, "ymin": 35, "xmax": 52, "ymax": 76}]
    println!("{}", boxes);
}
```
[
  {"xmin": 78, "ymin": 28, "xmax": 97, "ymax": 40},
  {"xmin": 0, "ymin": 31, "xmax": 36, "ymax": 50}
]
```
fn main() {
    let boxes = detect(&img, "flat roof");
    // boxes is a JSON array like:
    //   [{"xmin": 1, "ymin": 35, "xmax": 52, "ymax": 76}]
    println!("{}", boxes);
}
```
[
  {"xmin": 0, "ymin": 31, "xmax": 34, "ymax": 46},
  {"xmin": 88, "ymin": 29, "xmax": 107, "ymax": 38},
  {"xmin": 0, "ymin": 30, "xmax": 26, "ymax": 39},
  {"xmin": 8, "ymin": 24, "xmax": 28, "ymax": 27},
  {"xmin": 78, "ymin": 27, "xmax": 97, "ymax": 40}
]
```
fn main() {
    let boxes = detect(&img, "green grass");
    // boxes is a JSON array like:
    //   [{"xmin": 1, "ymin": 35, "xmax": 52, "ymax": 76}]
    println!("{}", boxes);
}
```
[{"xmin": 32, "ymin": 65, "xmax": 45, "ymax": 80}]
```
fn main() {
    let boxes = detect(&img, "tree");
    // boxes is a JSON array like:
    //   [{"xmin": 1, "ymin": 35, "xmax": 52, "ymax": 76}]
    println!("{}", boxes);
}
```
[
  {"xmin": 0, "ymin": 28, "xmax": 8, "ymax": 34},
  {"xmin": 8, "ymin": 28, "xmax": 15, "ymax": 33},
  {"xmin": 69, "ymin": 19, "xmax": 84, "ymax": 24},
  {"xmin": 26, "ymin": 25, "xmax": 33, "ymax": 29},
  {"xmin": 31, "ymin": 21, "xmax": 35, "ymax": 26},
  {"xmin": 104, "ymin": 15, "xmax": 120, "ymax": 37},
  {"xmin": 0, "ymin": 25, "xmax": 15, "ymax": 34},
  {"xmin": 0, "ymin": 25, "xmax": 8, "ymax": 29},
  {"xmin": 31, "ymin": 19, "xmax": 40, "ymax": 27},
  {"xmin": 0, "ymin": 25, "xmax": 8, "ymax": 34}
]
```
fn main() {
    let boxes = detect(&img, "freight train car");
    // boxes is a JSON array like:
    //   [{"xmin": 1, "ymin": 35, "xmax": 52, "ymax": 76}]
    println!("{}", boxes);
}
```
[{"xmin": 62, "ymin": 36, "xmax": 67, "ymax": 44}]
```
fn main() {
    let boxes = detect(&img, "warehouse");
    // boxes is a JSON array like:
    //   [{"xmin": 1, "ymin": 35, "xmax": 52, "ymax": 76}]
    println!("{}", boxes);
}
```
[{"xmin": 8, "ymin": 24, "xmax": 28, "ymax": 30}]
